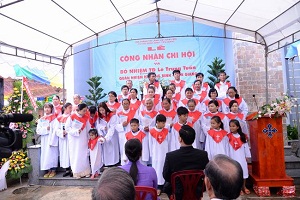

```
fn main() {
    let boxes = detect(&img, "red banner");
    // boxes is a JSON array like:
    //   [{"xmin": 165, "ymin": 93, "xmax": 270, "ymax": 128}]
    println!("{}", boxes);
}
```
[{"xmin": 23, "ymin": 77, "xmax": 38, "ymax": 111}]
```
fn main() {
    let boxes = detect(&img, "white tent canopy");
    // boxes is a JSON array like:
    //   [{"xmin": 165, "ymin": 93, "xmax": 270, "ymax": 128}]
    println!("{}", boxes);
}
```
[{"xmin": 0, "ymin": 0, "xmax": 299, "ymax": 66}]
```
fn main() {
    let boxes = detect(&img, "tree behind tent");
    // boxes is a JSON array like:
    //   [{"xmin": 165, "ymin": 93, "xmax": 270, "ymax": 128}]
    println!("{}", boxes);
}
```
[{"xmin": 207, "ymin": 57, "xmax": 229, "ymax": 88}]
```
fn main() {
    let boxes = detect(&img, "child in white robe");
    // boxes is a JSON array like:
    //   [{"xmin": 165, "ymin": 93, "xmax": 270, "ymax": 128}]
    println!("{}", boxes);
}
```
[
  {"xmin": 88, "ymin": 129, "xmax": 103, "ymax": 179},
  {"xmin": 226, "ymin": 100, "xmax": 249, "ymax": 136},
  {"xmin": 227, "ymin": 119, "xmax": 251, "ymax": 195},
  {"xmin": 214, "ymin": 71, "xmax": 231, "ymax": 100},
  {"xmin": 37, "ymin": 103, "xmax": 59, "ymax": 178},
  {"xmin": 178, "ymin": 87, "xmax": 201, "ymax": 111},
  {"xmin": 149, "ymin": 114, "xmax": 171, "ymax": 196},
  {"xmin": 222, "ymin": 86, "xmax": 248, "ymax": 116},
  {"xmin": 55, "ymin": 102, "xmax": 72, "ymax": 177},
  {"xmin": 187, "ymin": 99, "xmax": 203, "ymax": 150},
  {"xmin": 203, "ymin": 116, "xmax": 229, "ymax": 160}
]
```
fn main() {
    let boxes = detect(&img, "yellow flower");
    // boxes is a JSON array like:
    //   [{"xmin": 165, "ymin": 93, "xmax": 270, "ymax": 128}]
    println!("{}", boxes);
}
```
[
  {"xmin": 21, "ymin": 166, "xmax": 25, "ymax": 169},
  {"xmin": 13, "ymin": 87, "xmax": 18, "ymax": 91}
]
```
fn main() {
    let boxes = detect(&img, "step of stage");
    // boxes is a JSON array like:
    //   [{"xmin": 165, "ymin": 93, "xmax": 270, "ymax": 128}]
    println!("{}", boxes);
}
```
[{"xmin": 285, "ymin": 155, "xmax": 300, "ymax": 185}]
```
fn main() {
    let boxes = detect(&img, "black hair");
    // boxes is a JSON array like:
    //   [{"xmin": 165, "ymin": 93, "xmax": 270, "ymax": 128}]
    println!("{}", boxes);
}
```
[
  {"xmin": 124, "ymin": 139, "xmax": 142, "ymax": 185},
  {"xmin": 89, "ymin": 106, "xmax": 97, "ymax": 114},
  {"xmin": 62, "ymin": 102, "xmax": 72, "ymax": 114},
  {"xmin": 122, "ymin": 98, "xmax": 130, "ymax": 104},
  {"xmin": 54, "ymin": 95, "xmax": 60, "ymax": 100},
  {"xmin": 193, "ymin": 79, "xmax": 201, "ymax": 85},
  {"xmin": 179, "ymin": 125, "xmax": 195, "ymax": 145},
  {"xmin": 156, "ymin": 114, "xmax": 166, "ymax": 123},
  {"xmin": 89, "ymin": 128, "xmax": 98, "ymax": 137},
  {"xmin": 172, "ymin": 69, "xmax": 181, "ymax": 75},
  {"xmin": 130, "ymin": 118, "xmax": 139, "ymax": 124},
  {"xmin": 147, "ymin": 86, "xmax": 156, "ymax": 92},
  {"xmin": 44, "ymin": 103, "xmax": 54, "ymax": 113},
  {"xmin": 108, "ymin": 91, "xmax": 118, "ymax": 102},
  {"xmin": 211, "ymin": 116, "xmax": 224, "ymax": 130},
  {"xmin": 147, "ymin": 72, "xmax": 156, "ymax": 78},
  {"xmin": 77, "ymin": 103, "xmax": 88, "ymax": 111},
  {"xmin": 121, "ymin": 85, "xmax": 129, "ymax": 90},
  {"xmin": 130, "ymin": 88, "xmax": 138, "ymax": 94},
  {"xmin": 208, "ymin": 99, "xmax": 219, "ymax": 107},
  {"xmin": 208, "ymin": 88, "xmax": 218, "ymax": 98},
  {"xmin": 185, "ymin": 87, "xmax": 193, "ymax": 93},
  {"xmin": 229, "ymin": 119, "xmax": 246, "ymax": 143},
  {"xmin": 227, "ymin": 86, "xmax": 240, "ymax": 99},
  {"xmin": 169, "ymin": 83, "xmax": 176, "ymax": 88},
  {"xmin": 229, "ymin": 100, "xmax": 238, "ymax": 109},
  {"xmin": 162, "ymin": 97, "xmax": 171, "ymax": 104},
  {"xmin": 205, "ymin": 154, "xmax": 243, "ymax": 199},
  {"xmin": 98, "ymin": 102, "xmax": 112, "ymax": 120},
  {"xmin": 196, "ymin": 72, "xmax": 204, "ymax": 78},
  {"xmin": 177, "ymin": 106, "xmax": 189, "ymax": 116},
  {"xmin": 217, "ymin": 71, "xmax": 227, "ymax": 77},
  {"xmin": 187, "ymin": 99, "xmax": 196, "ymax": 105}
]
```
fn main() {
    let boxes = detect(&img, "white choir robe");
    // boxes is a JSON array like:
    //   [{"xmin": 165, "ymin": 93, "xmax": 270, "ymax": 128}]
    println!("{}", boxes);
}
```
[
  {"xmin": 222, "ymin": 97, "xmax": 249, "ymax": 116},
  {"xmin": 89, "ymin": 141, "xmax": 103, "ymax": 175},
  {"xmin": 226, "ymin": 112, "xmax": 249, "ymax": 136},
  {"xmin": 170, "ymin": 121, "xmax": 193, "ymax": 151},
  {"xmin": 178, "ymin": 98, "xmax": 201, "ymax": 111},
  {"xmin": 65, "ymin": 115, "xmax": 91, "ymax": 177},
  {"xmin": 143, "ymin": 81, "xmax": 163, "ymax": 98},
  {"xmin": 149, "ymin": 127, "xmax": 171, "ymax": 185},
  {"xmin": 187, "ymin": 111, "xmax": 203, "ymax": 150},
  {"xmin": 227, "ymin": 133, "xmax": 251, "ymax": 179},
  {"xmin": 55, "ymin": 120, "xmax": 70, "ymax": 168},
  {"xmin": 116, "ymin": 109, "xmax": 139, "ymax": 165},
  {"xmin": 37, "ymin": 118, "xmax": 59, "ymax": 170},
  {"xmin": 214, "ymin": 81, "xmax": 231, "ymax": 100},
  {"xmin": 203, "ymin": 127, "xmax": 229, "ymax": 160},
  {"xmin": 170, "ymin": 79, "xmax": 187, "ymax": 100},
  {"xmin": 96, "ymin": 115, "xmax": 119, "ymax": 166},
  {"xmin": 200, "ymin": 98, "xmax": 224, "ymax": 113},
  {"xmin": 201, "ymin": 112, "xmax": 230, "ymax": 133}
]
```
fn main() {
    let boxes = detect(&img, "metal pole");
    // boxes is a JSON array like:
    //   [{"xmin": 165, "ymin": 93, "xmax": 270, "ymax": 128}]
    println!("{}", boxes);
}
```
[
  {"xmin": 62, "ymin": 60, "xmax": 65, "ymax": 104},
  {"xmin": 265, "ymin": 47, "xmax": 269, "ymax": 104}
]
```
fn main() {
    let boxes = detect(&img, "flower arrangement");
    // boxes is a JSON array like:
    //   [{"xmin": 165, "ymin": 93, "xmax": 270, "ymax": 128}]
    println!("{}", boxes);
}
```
[
  {"xmin": 248, "ymin": 94, "xmax": 296, "ymax": 120},
  {"xmin": 0, "ymin": 150, "xmax": 32, "ymax": 179},
  {"xmin": 139, "ymin": 77, "xmax": 170, "ymax": 93}
]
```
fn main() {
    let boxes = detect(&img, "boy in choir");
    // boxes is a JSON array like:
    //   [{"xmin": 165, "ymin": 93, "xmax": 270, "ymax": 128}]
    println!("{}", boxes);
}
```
[
  {"xmin": 214, "ymin": 71, "xmax": 231, "ymax": 99},
  {"xmin": 143, "ymin": 72, "xmax": 163, "ymax": 98},
  {"xmin": 55, "ymin": 102, "xmax": 72, "ymax": 177},
  {"xmin": 149, "ymin": 114, "xmax": 171, "ymax": 196},
  {"xmin": 124, "ymin": 118, "xmax": 149, "ymax": 165},
  {"xmin": 178, "ymin": 87, "xmax": 201, "ymax": 110},
  {"xmin": 89, "ymin": 106, "xmax": 98, "ymax": 128},
  {"xmin": 88, "ymin": 129, "xmax": 103, "ymax": 179},
  {"xmin": 118, "ymin": 85, "xmax": 131, "ymax": 102},
  {"xmin": 170, "ymin": 69, "xmax": 186, "ymax": 98},
  {"xmin": 37, "ymin": 103, "xmax": 59, "ymax": 178},
  {"xmin": 126, "ymin": 80, "xmax": 133, "ymax": 90},
  {"xmin": 170, "ymin": 106, "xmax": 193, "ymax": 151},
  {"xmin": 187, "ymin": 99, "xmax": 203, "ymax": 150}
]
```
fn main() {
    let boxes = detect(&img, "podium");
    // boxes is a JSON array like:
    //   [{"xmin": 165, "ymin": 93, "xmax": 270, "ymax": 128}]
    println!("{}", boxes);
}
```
[{"xmin": 247, "ymin": 116, "xmax": 295, "ymax": 197}]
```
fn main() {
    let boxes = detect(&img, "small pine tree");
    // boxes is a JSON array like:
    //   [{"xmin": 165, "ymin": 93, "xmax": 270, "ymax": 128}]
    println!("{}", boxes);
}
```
[
  {"xmin": 207, "ymin": 57, "xmax": 229, "ymax": 88},
  {"xmin": 84, "ymin": 76, "xmax": 107, "ymax": 106}
]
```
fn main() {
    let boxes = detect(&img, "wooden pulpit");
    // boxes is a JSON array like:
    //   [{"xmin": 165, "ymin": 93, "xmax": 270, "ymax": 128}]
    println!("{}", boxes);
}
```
[{"xmin": 247, "ymin": 116, "xmax": 295, "ymax": 197}]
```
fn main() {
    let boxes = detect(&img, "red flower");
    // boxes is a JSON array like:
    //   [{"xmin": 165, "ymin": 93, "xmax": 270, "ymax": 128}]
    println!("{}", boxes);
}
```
[{"xmin": 22, "ymin": 133, "xmax": 27, "ymax": 138}]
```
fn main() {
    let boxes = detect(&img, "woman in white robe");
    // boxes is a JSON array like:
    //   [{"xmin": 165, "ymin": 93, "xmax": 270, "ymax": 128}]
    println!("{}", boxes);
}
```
[
  {"xmin": 37, "ymin": 103, "xmax": 59, "ymax": 178},
  {"xmin": 96, "ymin": 102, "xmax": 119, "ymax": 166},
  {"xmin": 65, "ymin": 103, "xmax": 91, "ymax": 178}
]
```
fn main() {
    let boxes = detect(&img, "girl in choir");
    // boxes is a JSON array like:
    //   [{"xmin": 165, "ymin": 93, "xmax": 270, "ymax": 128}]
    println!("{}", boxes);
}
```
[
  {"xmin": 117, "ymin": 99, "xmax": 139, "ymax": 164},
  {"xmin": 204, "ymin": 116, "xmax": 229, "ymax": 160},
  {"xmin": 129, "ymin": 88, "xmax": 141, "ymax": 112},
  {"xmin": 106, "ymin": 91, "xmax": 121, "ymax": 113},
  {"xmin": 226, "ymin": 100, "xmax": 249, "ymax": 136},
  {"xmin": 178, "ymin": 87, "xmax": 201, "ymax": 110},
  {"xmin": 158, "ymin": 98, "xmax": 177, "ymax": 128},
  {"xmin": 88, "ymin": 129, "xmax": 103, "ymax": 179},
  {"xmin": 65, "ymin": 103, "xmax": 91, "ymax": 179},
  {"xmin": 201, "ymin": 88, "xmax": 223, "ymax": 113},
  {"xmin": 55, "ymin": 102, "xmax": 72, "ymax": 177},
  {"xmin": 37, "ymin": 103, "xmax": 59, "ymax": 178},
  {"xmin": 201, "ymin": 100, "xmax": 229, "ymax": 132},
  {"xmin": 227, "ymin": 119, "xmax": 251, "ymax": 195},
  {"xmin": 187, "ymin": 99, "xmax": 203, "ymax": 150},
  {"xmin": 149, "ymin": 114, "xmax": 171, "ymax": 196},
  {"xmin": 169, "ymin": 83, "xmax": 181, "ymax": 102},
  {"xmin": 88, "ymin": 106, "xmax": 98, "ymax": 128},
  {"xmin": 165, "ymin": 88, "xmax": 178, "ymax": 110},
  {"xmin": 96, "ymin": 102, "xmax": 119, "ymax": 166},
  {"xmin": 52, "ymin": 95, "xmax": 62, "ymax": 117},
  {"xmin": 141, "ymin": 86, "xmax": 160, "ymax": 111},
  {"xmin": 222, "ymin": 86, "xmax": 249, "ymax": 116}
]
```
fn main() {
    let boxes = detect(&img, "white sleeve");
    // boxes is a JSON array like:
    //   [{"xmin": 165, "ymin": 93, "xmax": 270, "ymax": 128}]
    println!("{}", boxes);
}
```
[
  {"xmin": 36, "ymin": 119, "xmax": 49, "ymax": 136},
  {"xmin": 104, "ymin": 115, "xmax": 118, "ymax": 141},
  {"xmin": 65, "ymin": 117, "xmax": 80, "ymax": 137}
]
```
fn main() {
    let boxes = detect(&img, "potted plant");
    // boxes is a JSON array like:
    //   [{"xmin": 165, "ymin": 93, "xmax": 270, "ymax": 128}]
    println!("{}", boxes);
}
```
[{"xmin": 287, "ymin": 123, "xmax": 299, "ymax": 157}]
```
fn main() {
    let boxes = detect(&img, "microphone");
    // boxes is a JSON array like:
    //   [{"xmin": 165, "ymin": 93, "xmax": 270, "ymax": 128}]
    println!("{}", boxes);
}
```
[
  {"xmin": 0, "ymin": 113, "xmax": 34, "ymax": 123},
  {"xmin": 252, "ymin": 95, "xmax": 259, "ymax": 111}
]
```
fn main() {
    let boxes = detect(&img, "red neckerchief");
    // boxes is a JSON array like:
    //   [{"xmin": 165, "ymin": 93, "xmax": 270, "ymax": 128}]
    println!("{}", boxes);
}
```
[
  {"xmin": 188, "ymin": 110, "xmax": 202, "ymax": 125},
  {"xmin": 130, "ymin": 99, "xmax": 141, "ymax": 111},
  {"xmin": 89, "ymin": 112, "xmax": 98, "ymax": 128},
  {"xmin": 145, "ymin": 81, "xmax": 159, "ymax": 89},
  {"xmin": 223, "ymin": 97, "xmax": 242, "ymax": 106},
  {"xmin": 70, "ymin": 113, "xmax": 89, "ymax": 131},
  {"xmin": 159, "ymin": 109, "xmax": 177, "ymax": 119},
  {"xmin": 226, "ymin": 112, "xmax": 244, "ymax": 120},
  {"xmin": 181, "ymin": 98, "xmax": 199, "ymax": 106},
  {"xmin": 173, "ymin": 122, "xmax": 193, "ymax": 132},
  {"xmin": 208, "ymin": 129, "xmax": 227, "ymax": 143},
  {"xmin": 204, "ymin": 112, "xmax": 226, "ymax": 120},
  {"xmin": 57, "ymin": 114, "xmax": 70, "ymax": 123},
  {"xmin": 228, "ymin": 133, "xmax": 244, "ymax": 150},
  {"xmin": 142, "ymin": 97, "xmax": 160, "ymax": 108},
  {"xmin": 173, "ymin": 93, "xmax": 181, "ymax": 102},
  {"xmin": 125, "ymin": 130, "xmax": 146, "ymax": 143},
  {"xmin": 106, "ymin": 102, "xmax": 121, "ymax": 112},
  {"xmin": 204, "ymin": 99, "xmax": 222, "ymax": 107},
  {"xmin": 194, "ymin": 90, "xmax": 207, "ymax": 103},
  {"xmin": 150, "ymin": 127, "xmax": 169, "ymax": 144},
  {"xmin": 141, "ymin": 110, "xmax": 158, "ymax": 119},
  {"xmin": 102, "ymin": 112, "xmax": 114, "ymax": 123},
  {"xmin": 170, "ymin": 80, "xmax": 186, "ymax": 92},
  {"xmin": 118, "ymin": 94, "xmax": 131, "ymax": 102},
  {"xmin": 117, "ymin": 109, "xmax": 136, "ymax": 123},
  {"xmin": 88, "ymin": 136, "xmax": 100, "ymax": 150},
  {"xmin": 54, "ymin": 104, "xmax": 62, "ymax": 117},
  {"xmin": 215, "ymin": 81, "xmax": 231, "ymax": 89},
  {"xmin": 41, "ymin": 114, "xmax": 56, "ymax": 122}
]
